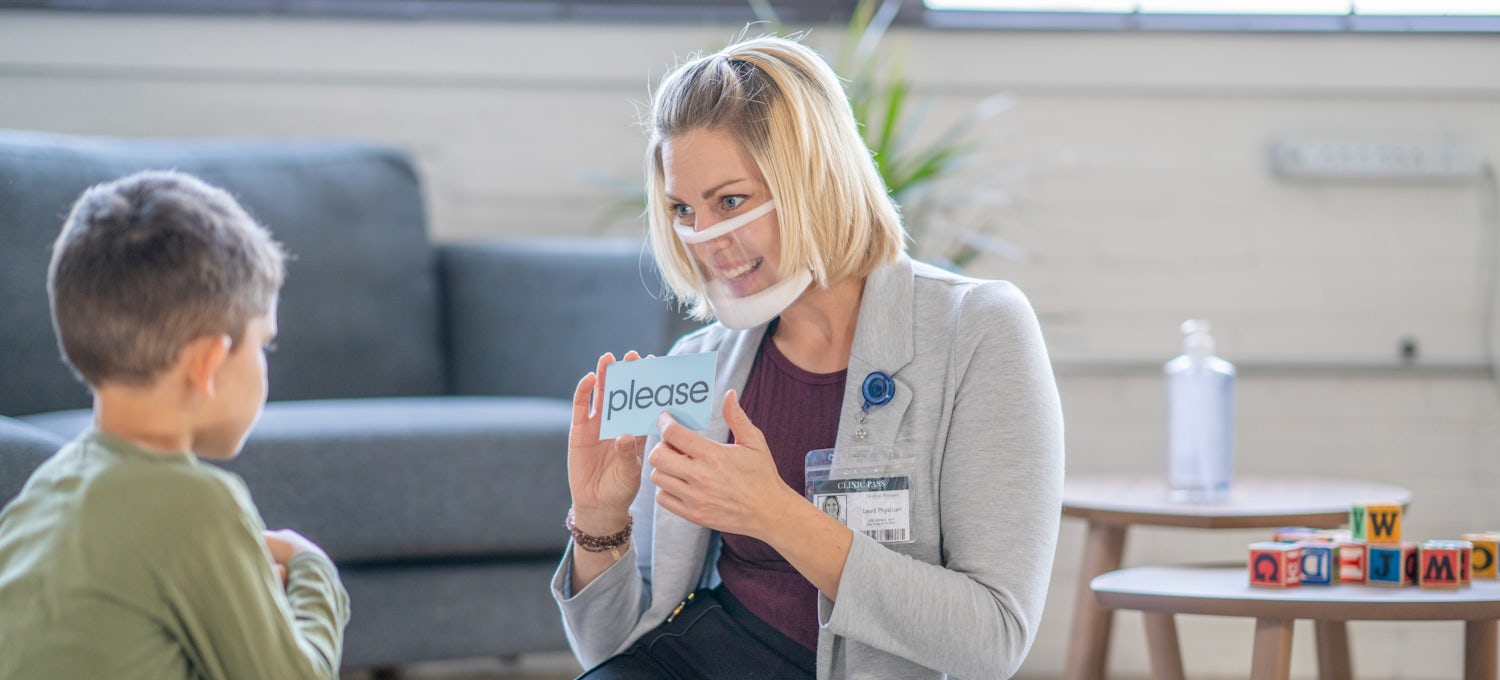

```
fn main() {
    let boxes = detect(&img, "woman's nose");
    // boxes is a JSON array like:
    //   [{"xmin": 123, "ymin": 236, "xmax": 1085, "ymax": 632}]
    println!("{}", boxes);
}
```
[{"xmin": 692, "ymin": 212, "xmax": 720, "ymax": 233}]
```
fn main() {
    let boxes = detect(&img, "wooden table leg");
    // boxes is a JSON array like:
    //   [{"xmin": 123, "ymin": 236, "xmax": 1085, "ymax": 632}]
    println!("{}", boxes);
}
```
[
  {"xmin": 1063, "ymin": 521, "xmax": 1127, "ymax": 680},
  {"xmin": 1251, "ymin": 618, "xmax": 1294, "ymax": 680},
  {"xmin": 1142, "ymin": 611, "xmax": 1186, "ymax": 680},
  {"xmin": 1465, "ymin": 619, "xmax": 1497, "ymax": 680},
  {"xmin": 1314, "ymin": 620, "xmax": 1352, "ymax": 680}
]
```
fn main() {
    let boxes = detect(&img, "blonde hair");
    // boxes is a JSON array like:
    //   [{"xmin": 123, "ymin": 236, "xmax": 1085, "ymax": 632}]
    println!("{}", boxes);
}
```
[{"xmin": 645, "ymin": 35, "xmax": 906, "ymax": 321}]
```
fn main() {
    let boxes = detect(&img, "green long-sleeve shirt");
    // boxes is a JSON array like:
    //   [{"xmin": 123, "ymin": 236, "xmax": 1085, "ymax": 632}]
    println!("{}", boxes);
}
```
[{"xmin": 0, "ymin": 429, "xmax": 350, "ymax": 679}]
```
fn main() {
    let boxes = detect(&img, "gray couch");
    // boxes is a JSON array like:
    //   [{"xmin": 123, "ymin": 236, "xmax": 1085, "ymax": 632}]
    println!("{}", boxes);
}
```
[{"xmin": 0, "ymin": 129, "xmax": 690, "ymax": 672}]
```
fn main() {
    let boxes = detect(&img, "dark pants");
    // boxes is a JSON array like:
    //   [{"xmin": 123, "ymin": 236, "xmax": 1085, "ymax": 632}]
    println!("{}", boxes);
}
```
[{"xmin": 576, "ymin": 584, "xmax": 815, "ymax": 680}]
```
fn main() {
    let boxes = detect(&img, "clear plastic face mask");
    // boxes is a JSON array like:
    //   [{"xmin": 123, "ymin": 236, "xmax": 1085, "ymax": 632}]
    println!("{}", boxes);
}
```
[{"xmin": 673, "ymin": 199, "xmax": 812, "ymax": 330}]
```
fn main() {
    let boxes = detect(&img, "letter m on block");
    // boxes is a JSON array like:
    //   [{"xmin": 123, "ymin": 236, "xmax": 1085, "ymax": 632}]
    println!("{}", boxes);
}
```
[{"xmin": 1425, "ymin": 553, "xmax": 1457, "ymax": 583}]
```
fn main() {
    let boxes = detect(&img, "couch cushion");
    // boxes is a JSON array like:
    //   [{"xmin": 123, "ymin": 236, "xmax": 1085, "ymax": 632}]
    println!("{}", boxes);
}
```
[
  {"xmin": 0, "ymin": 417, "xmax": 65, "ymax": 504},
  {"xmin": 442, "ymin": 239, "xmax": 701, "ymax": 400},
  {"xmin": 339, "ymin": 560, "xmax": 568, "ymax": 668},
  {"xmin": 22, "ymin": 396, "xmax": 573, "ymax": 563},
  {"xmin": 0, "ymin": 129, "xmax": 445, "ymax": 416}
]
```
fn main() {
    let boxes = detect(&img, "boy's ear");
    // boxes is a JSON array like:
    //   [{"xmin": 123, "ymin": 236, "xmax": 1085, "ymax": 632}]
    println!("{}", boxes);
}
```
[{"xmin": 182, "ymin": 334, "xmax": 232, "ymax": 398}]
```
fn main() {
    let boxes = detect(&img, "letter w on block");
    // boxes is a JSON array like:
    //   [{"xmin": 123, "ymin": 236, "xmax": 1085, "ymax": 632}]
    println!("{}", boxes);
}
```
[{"xmin": 1352, "ymin": 502, "xmax": 1402, "ymax": 542}]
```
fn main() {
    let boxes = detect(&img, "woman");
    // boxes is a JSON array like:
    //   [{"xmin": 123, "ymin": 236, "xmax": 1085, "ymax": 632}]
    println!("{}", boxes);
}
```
[{"xmin": 551, "ymin": 35, "xmax": 1064, "ymax": 680}]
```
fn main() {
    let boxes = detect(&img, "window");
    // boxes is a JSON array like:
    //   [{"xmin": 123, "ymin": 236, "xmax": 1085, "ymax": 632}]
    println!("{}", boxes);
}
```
[
  {"xmin": 0, "ymin": 0, "xmax": 859, "ymax": 23},
  {"xmin": 922, "ymin": 0, "xmax": 1500, "ymax": 30}
]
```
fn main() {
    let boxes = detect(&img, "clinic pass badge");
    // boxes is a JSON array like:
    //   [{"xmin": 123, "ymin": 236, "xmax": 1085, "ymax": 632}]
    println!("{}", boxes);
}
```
[{"xmin": 809, "ymin": 476, "xmax": 912, "ymax": 544}]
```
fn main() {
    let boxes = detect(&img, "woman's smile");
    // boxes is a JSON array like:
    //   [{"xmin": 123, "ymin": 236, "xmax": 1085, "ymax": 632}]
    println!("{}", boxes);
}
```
[{"xmin": 718, "ymin": 256, "xmax": 763, "ymax": 281}]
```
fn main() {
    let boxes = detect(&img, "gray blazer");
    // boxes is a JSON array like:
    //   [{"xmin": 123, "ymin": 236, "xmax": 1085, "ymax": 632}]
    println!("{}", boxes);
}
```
[{"xmin": 551, "ymin": 255, "xmax": 1065, "ymax": 679}]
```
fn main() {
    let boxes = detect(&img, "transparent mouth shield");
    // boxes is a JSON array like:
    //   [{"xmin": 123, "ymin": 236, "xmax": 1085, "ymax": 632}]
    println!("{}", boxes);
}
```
[{"xmin": 673, "ymin": 199, "xmax": 812, "ymax": 330}]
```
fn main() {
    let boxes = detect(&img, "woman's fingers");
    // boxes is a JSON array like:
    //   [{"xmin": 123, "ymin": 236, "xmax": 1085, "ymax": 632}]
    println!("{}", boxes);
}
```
[
  {"xmin": 655, "ymin": 412, "xmax": 716, "ymax": 459},
  {"xmin": 655, "ymin": 487, "xmax": 690, "ymax": 522},
  {"xmin": 590, "ymin": 350, "xmax": 643, "ymax": 419},
  {"xmin": 571, "ymin": 372, "xmax": 597, "ymax": 428},
  {"xmin": 650, "ymin": 465, "xmax": 692, "ymax": 502},
  {"xmin": 620, "ymin": 434, "xmax": 648, "ymax": 465},
  {"xmin": 613, "ymin": 434, "xmax": 643, "ymax": 466},
  {"xmin": 568, "ymin": 370, "xmax": 614, "ymax": 446},
  {"xmin": 592, "ymin": 352, "xmax": 616, "ymax": 418},
  {"xmin": 721, "ymin": 389, "xmax": 768, "ymax": 453}
]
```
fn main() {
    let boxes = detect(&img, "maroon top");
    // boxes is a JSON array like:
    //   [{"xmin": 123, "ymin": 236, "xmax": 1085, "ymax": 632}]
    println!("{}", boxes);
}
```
[{"xmin": 717, "ymin": 325, "xmax": 846, "ymax": 651}]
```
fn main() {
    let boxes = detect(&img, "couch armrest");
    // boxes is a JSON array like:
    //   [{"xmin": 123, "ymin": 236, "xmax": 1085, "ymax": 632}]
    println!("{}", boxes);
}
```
[
  {"xmin": 0, "ymin": 416, "xmax": 64, "ymax": 505},
  {"xmin": 440, "ymin": 238, "xmax": 699, "ymax": 399}
]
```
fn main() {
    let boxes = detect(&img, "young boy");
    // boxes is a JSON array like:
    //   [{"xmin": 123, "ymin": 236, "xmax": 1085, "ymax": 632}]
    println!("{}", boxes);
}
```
[{"xmin": 0, "ymin": 170, "xmax": 349, "ymax": 679}]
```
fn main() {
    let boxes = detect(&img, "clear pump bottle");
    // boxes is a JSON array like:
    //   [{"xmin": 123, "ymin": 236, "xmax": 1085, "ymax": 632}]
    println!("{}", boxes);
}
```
[{"xmin": 1165, "ymin": 320, "xmax": 1235, "ymax": 502}]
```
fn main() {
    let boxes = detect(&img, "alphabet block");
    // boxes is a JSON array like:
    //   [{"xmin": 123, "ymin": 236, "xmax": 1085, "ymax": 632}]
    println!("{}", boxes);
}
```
[
  {"xmin": 1462, "ymin": 533, "xmax": 1500, "ymax": 579},
  {"xmin": 1298, "ymin": 541, "xmax": 1340, "ymax": 585},
  {"xmin": 1350, "ymin": 503, "xmax": 1402, "ymax": 543},
  {"xmin": 1317, "ymin": 529, "xmax": 1353, "ymax": 543},
  {"xmin": 1419, "ymin": 540, "xmax": 1469, "ymax": 589},
  {"xmin": 1449, "ymin": 540, "xmax": 1474, "ymax": 585},
  {"xmin": 1366, "ymin": 541, "xmax": 1417, "ymax": 587},
  {"xmin": 1273, "ymin": 526, "xmax": 1321, "ymax": 542},
  {"xmin": 1337, "ymin": 541, "xmax": 1367, "ymax": 584},
  {"xmin": 1249, "ymin": 542, "xmax": 1301, "ymax": 588}
]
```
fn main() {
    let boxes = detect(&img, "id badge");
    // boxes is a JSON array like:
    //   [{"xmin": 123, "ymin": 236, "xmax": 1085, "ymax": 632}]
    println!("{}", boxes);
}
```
[{"xmin": 805, "ymin": 446, "xmax": 915, "ymax": 544}]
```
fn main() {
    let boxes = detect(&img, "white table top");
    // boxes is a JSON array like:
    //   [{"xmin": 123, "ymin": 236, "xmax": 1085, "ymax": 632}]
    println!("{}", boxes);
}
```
[
  {"xmin": 1063, "ymin": 474, "xmax": 1412, "ymax": 529},
  {"xmin": 1093, "ymin": 565, "xmax": 1500, "ymax": 621}
]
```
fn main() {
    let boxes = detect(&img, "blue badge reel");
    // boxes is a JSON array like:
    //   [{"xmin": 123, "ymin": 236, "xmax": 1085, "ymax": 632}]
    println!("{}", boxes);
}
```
[
  {"xmin": 804, "ymin": 445, "xmax": 915, "ymax": 544},
  {"xmin": 853, "ymin": 370, "xmax": 895, "ymax": 441}
]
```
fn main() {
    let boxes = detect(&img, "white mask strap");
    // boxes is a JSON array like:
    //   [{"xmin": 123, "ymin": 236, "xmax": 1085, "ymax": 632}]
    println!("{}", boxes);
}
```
[{"xmin": 674, "ymin": 200, "xmax": 776, "ymax": 244}]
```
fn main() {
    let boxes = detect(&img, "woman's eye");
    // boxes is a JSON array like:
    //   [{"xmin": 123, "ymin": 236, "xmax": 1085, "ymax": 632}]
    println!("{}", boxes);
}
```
[
  {"xmin": 263, "ymin": 342, "xmax": 278, "ymax": 355},
  {"xmin": 671, "ymin": 204, "xmax": 693, "ymax": 219},
  {"xmin": 722, "ymin": 195, "xmax": 746, "ymax": 210}
]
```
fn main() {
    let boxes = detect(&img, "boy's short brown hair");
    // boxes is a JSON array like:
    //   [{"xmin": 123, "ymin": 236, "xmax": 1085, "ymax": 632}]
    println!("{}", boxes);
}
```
[{"xmin": 48, "ymin": 170, "xmax": 286, "ymax": 387}]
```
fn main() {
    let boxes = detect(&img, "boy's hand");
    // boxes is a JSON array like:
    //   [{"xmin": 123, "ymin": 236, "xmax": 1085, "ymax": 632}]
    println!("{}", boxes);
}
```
[{"xmin": 263, "ymin": 529, "xmax": 329, "ymax": 569}]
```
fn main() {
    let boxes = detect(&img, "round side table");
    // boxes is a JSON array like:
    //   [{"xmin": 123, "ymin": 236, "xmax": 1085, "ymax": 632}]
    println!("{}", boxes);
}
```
[
  {"xmin": 1092, "ymin": 565, "xmax": 1500, "ymax": 680},
  {"xmin": 1061, "ymin": 474, "xmax": 1412, "ymax": 680}
]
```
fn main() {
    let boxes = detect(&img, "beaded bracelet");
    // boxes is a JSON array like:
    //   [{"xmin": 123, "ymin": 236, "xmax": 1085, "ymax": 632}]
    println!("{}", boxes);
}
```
[{"xmin": 565, "ymin": 507, "xmax": 632, "ymax": 561}]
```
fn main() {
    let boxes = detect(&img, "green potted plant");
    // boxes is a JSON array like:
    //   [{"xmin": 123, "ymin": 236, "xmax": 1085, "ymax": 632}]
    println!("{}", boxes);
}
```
[
  {"xmin": 592, "ymin": 0, "xmax": 1031, "ymax": 273},
  {"xmin": 755, "ymin": 0, "xmax": 1028, "ymax": 272}
]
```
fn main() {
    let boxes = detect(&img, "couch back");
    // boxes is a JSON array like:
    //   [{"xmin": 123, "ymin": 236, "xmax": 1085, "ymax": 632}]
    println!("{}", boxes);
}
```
[{"xmin": 0, "ymin": 130, "xmax": 446, "ymax": 416}]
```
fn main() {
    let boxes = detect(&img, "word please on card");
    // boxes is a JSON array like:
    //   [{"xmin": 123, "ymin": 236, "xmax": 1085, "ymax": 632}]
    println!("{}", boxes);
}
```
[{"xmin": 598, "ymin": 352, "xmax": 718, "ymax": 440}]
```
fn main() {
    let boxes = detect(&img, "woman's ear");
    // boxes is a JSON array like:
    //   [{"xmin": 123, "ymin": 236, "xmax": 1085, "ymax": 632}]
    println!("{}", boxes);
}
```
[{"xmin": 181, "ymin": 334, "xmax": 232, "ymax": 398}]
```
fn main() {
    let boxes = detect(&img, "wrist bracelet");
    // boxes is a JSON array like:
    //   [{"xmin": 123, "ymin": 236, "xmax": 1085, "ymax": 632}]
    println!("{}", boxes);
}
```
[{"xmin": 566, "ymin": 507, "xmax": 632, "ymax": 561}]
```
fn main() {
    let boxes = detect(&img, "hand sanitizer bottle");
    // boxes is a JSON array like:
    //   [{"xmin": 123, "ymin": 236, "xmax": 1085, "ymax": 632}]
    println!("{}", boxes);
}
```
[{"xmin": 1165, "ymin": 320, "xmax": 1235, "ymax": 502}]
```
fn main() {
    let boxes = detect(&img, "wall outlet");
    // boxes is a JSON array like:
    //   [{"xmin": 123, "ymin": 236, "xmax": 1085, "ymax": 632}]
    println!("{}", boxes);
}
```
[{"xmin": 1270, "ymin": 137, "xmax": 1485, "ymax": 181}]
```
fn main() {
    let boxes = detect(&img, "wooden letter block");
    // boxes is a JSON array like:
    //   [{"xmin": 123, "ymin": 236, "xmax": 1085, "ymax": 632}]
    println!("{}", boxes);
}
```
[
  {"xmin": 1419, "ymin": 541, "xmax": 1466, "ymax": 589},
  {"xmin": 1428, "ymin": 539, "xmax": 1474, "ymax": 585},
  {"xmin": 1317, "ymin": 528, "xmax": 1353, "ymax": 543},
  {"xmin": 1367, "ymin": 542, "xmax": 1417, "ymax": 587},
  {"xmin": 1463, "ymin": 533, "xmax": 1500, "ymax": 579},
  {"xmin": 1351, "ymin": 503, "xmax": 1402, "ymax": 543},
  {"xmin": 1249, "ymin": 542, "xmax": 1302, "ymax": 588},
  {"xmin": 1298, "ymin": 542, "xmax": 1340, "ymax": 585},
  {"xmin": 1273, "ymin": 526, "xmax": 1320, "ymax": 542},
  {"xmin": 1337, "ymin": 541, "xmax": 1367, "ymax": 584}
]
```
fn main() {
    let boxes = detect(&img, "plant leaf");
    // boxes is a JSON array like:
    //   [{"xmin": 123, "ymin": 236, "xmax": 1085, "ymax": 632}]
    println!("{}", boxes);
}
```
[{"xmin": 873, "ymin": 55, "xmax": 909, "ymax": 171}]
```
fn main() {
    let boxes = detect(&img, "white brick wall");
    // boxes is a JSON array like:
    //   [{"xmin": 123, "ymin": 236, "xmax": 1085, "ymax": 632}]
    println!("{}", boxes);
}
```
[{"xmin": 2, "ymin": 11, "xmax": 1497, "ymax": 678}]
